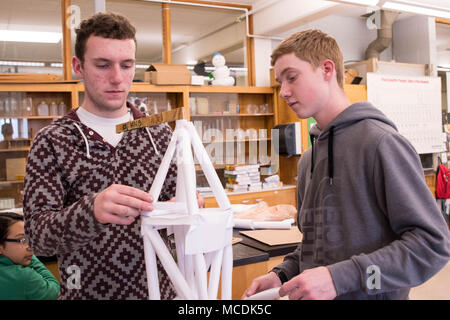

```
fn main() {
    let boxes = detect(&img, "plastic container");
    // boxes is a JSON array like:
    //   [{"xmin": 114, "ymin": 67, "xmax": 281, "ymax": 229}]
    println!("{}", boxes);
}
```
[
  {"xmin": 49, "ymin": 101, "xmax": 58, "ymax": 116},
  {"xmin": 58, "ymin": 101, "xmax": 66, "ymax": 116},
  {"xmin": 37, "ymin": 101, "xmax": 49, "ymax": 116}
]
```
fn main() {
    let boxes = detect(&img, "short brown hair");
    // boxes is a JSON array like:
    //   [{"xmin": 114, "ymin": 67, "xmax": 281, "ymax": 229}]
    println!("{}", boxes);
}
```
[
  {"xmin": 75, "ymin": 12, "xmax": 136, "ymax": 65},
  {"xmin": 271, "ymin": 29, "xmax": 344, "ymax": 89}
]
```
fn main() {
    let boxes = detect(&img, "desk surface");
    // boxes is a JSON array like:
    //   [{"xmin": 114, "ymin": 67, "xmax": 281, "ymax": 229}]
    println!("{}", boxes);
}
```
[{"xmin": 232, "ymin": 243, "xmax": 268, "ymax": 267}]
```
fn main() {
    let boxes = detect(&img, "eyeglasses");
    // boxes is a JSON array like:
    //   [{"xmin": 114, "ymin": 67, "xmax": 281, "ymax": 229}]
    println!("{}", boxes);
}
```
[{"xmin": 4, "ymin": 238, "xmax": 29, "ymax": 247}]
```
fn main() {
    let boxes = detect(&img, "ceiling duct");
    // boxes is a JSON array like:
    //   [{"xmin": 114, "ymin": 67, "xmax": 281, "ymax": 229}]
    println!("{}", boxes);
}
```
[{"xmin": 365, "ymin": 10, "xmax": 399, "ymax": 60}]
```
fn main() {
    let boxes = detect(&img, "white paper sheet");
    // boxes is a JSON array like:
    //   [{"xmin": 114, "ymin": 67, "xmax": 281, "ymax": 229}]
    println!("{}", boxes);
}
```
[{"xmin": 233, "ymin": 218, "xmax": 294, "ymax": 230}]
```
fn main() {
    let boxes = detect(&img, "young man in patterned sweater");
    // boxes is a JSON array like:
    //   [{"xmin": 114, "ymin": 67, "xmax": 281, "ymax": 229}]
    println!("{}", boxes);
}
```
[{"xmin": 23, "ymin": 12, "xmax": 182, "ymax": 299}]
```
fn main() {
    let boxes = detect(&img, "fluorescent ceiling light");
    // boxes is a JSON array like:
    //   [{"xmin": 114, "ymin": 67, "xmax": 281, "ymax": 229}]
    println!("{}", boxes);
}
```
[
  {"xmin": 136, "ymin": 64, "xmax": 150, "ymax": 69},
  {"xmin": 0, "ymin": 30, "xmax": 62, "ymax": 43},
  {"xmin": 0, "ymin": 60, "xmax": 45, "ymax": 67},
  {"xmin": 50, "ymin": 63, "xmax": 63, "ymax": 68},
  {"xmin": 382, "ymin": 1, "xmax": 450, "ymax": 19},
  {"xmin": 336, "ymin": 0, "xmax": 379, "ymax": 6}
]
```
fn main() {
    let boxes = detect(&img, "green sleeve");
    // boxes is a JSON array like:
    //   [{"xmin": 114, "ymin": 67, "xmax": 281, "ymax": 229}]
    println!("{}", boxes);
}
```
[{"xmin": 23, "ymin": 255, "xmax": 60, "ymax": 300}]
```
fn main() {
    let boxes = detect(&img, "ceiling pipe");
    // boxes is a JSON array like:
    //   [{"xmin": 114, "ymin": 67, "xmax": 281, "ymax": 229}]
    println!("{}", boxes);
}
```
[
  {"xmin": 141, "ymin": 0, "xmax": 284, "ymax": 41},
  {"xmin": 365, "ymin": 9, "xmax": 399, "ymax": 59}
]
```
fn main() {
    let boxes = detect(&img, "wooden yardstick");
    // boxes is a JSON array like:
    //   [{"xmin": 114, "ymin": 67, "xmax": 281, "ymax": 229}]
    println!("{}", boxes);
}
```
[{"xmin": 116, "ymin": 107, "xmax": 188, "ymax": 133}]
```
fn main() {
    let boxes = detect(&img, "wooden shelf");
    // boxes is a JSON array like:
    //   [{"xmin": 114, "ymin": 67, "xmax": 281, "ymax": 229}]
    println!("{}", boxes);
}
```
[
  {"xmin": 195, "ymin": 163, "xmax": 271, "ymax": 171},
  {"xmin": 0, "ymin": 147, "xmax": 29, "ymax": 152},
  {"xmin": 27, "ymin": 115, "xmax": 60, "ymax": 119},
  {"xmin": 191, "ymin": 113, "xmax": 274, "ymax": 117},
  {"xmin": 0, "ymin": 180, "xmax": 24, "ymax": 185},
  {"xmin": 188, "ymin": 86, "xmax": 273, "ymax": 94},
  {"xmin": 76, "ymin": 82, "xmax": 190, "ymax": 93},
  {"xmin": 0, "ymin": 115, "xmax": 60, "ymax": 119},
  {"xmin": 0, "ymin": 81, "xmax": 78, "ymax": 92}
]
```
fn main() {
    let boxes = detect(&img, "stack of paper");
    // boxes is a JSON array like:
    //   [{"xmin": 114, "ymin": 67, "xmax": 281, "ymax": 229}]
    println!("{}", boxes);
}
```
[
  {"xmin": 262, "ymin": 174, "xmax": 283, "ymax": 189},
  {"xmin": 224, "ymin": 164, "xmax": 262, "ymax": 192}
]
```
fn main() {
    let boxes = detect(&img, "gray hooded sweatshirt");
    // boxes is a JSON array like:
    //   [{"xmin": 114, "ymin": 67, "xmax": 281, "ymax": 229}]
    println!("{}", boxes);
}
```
[{"xmin": 272, "ymin": 101, "xmax": 450, "ymax": 299}]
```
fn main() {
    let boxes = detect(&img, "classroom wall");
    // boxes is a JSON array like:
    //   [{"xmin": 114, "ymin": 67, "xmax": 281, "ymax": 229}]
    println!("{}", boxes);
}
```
[
  {"xmin": 253, "ymin": 14, "xmax": 393, "ymax": 86},
  {"xmin": 439, "ymin": 51, "xmax": 450, "ymax": 67}
]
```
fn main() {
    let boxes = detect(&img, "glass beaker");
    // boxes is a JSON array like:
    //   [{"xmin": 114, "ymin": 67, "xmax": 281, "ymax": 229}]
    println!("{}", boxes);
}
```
[{"xmin": 21, "ymin": 97, "xmax": 33, "ymax": 116}]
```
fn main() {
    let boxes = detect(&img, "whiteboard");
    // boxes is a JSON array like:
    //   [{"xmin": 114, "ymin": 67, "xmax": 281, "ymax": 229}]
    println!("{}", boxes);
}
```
[{"xmin": 367, "ymin": 73, "xmax": 443, "ymax": 154}]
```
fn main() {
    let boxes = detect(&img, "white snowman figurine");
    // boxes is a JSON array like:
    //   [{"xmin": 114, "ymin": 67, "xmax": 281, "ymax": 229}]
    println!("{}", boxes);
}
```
[{"xmin": 211, "ymin": 52, "xmax": 235, "ymax": 86}]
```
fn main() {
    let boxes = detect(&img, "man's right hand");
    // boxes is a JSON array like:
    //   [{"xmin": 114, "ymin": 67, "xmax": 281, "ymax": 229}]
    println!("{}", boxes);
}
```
[
  {"xmin": 241, "ymin": 271, "xmax": 282, "ymax": 299},
  {"xmin": 93, "ymin": 184, "xmax": 154, "ymax": 225}
]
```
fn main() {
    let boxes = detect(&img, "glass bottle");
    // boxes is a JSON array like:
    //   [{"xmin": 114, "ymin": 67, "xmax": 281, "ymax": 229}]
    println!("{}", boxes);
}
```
[{"xmin": 21, "ymin": 97, "xmax": 33, "ymax": 116}]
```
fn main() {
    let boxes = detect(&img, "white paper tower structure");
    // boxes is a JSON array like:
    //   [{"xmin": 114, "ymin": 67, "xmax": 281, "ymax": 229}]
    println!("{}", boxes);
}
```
[{"xmin": 141, "ymin": 119, "xmax": 233, "ymax": 300}]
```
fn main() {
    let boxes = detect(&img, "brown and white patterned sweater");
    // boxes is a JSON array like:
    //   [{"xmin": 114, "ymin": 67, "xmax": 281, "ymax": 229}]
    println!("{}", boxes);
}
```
[{"xmin": 23, "ymin": 104, "xmax": 177, "ymax": 299}]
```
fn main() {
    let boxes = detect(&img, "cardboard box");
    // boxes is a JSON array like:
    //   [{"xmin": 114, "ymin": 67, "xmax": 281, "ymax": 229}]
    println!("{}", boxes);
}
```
[{"xmin": 145, "ymin": 64, "xmax": 191, "ymax": 85}]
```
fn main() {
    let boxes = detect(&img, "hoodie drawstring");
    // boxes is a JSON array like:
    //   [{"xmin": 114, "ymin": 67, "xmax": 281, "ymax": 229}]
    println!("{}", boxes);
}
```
[
  {"xmin": 74, "ymin": 123, "xmax": 92, "ymax": 159},
  {"xmin": 309, "ymin": 133, "xmax": 315, "ymax": 178},
  {"xmin": 328, "ymin": 126, "xmax": 335, "ymax": 185},
  {"xmin": 145, "ymin": 127, "xmax": 160, "ymax": 156},
  {"xmin": 309, "ymin": 125, "xmax": 335, "ymax": 185},
  {"xmin": 74, "ymin": 123, "xmax": 159, "ymax": 158}
]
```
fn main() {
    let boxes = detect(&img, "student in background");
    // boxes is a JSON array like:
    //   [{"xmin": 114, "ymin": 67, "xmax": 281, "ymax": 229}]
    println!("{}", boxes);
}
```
[
  {"xmin": 242, "ymin": 29, "xmax": 450, "ymax": 300},
  {"xmin": 0, "ymin": 212, "xmax": 59, "ymax": 300}
]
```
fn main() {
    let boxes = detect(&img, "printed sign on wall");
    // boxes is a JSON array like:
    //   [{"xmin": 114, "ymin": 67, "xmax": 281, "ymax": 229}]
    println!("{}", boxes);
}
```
[{"xmin": 367, "ymin": 73, "xmax": 444, "ymax": 154}]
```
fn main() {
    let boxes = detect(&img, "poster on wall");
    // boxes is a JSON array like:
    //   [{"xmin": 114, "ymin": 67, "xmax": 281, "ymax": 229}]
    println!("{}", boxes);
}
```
[{"xmin": 367, "ymin": 72, "xmax": 444, "ymax": 154}]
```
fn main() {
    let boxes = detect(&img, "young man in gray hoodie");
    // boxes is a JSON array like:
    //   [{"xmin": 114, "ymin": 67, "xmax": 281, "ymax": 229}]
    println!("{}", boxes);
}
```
[{"xmin": 242, "ymin": 29, "xmax": 450, "ymax": 300}]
